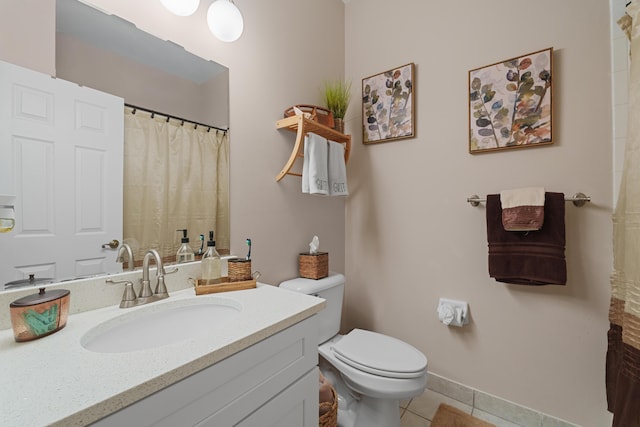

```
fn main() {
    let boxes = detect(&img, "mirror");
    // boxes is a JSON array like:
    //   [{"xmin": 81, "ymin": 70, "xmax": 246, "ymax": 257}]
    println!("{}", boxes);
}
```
[{"xmin": 0, "ymin": 0, "xmax": 229, "ymax": 290}]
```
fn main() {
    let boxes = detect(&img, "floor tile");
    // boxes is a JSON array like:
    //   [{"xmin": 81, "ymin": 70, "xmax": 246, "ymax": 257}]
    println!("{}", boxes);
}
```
[
  {"xmin": 401, "ymin": 409, "xmax": 431, "ymax": 427},
  {"xmin": 406, "ymin": 388, "xmax": 472, "ymax": 420}
]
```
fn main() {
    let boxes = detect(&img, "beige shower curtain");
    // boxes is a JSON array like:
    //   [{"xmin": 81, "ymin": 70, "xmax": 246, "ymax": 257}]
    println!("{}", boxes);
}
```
[
  {"xmin": 607, "ymin": 3, "xmax": 640, "ymax": 425},
  {"xmin": 122, "ymin": 107, "xmax": 229, "ymax": 262}
]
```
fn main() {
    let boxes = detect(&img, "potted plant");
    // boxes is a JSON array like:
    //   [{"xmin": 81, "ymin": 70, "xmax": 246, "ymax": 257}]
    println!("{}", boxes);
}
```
[{"xmin": 323, "ymin": 79, "xmax": 351, "ymax": 133}]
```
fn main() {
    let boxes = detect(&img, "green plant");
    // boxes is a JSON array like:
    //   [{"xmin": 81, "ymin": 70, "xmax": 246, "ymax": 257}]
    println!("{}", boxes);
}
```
[{"xmin": 323, "ymin": 79, "xmax": 352, "ymax": 119}]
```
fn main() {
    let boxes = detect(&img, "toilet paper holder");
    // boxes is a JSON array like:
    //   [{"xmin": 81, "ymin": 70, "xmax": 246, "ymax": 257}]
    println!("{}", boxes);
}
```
[{"xmin": 437, "ymin": 298, "xmax": 469, "ymax": 327}]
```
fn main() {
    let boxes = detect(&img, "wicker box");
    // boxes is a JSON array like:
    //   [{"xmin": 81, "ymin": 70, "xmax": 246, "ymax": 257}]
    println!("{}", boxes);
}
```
[
  {"xmin": 228, "ymin": 259, "xmax": 252, "ymax": 282},
  {"xmin": 284, "ymin": 105, "xmax": 335, "ymax": 129},
  {"xmin": 298, "ymin": 252, "xmax": 328, "ymax": 280}
]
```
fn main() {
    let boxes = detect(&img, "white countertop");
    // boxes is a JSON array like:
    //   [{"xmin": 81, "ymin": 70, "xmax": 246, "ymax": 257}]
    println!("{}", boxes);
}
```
[{"xmin": 0, "ymin": 284, "xmax": 324, "ymax": 426}]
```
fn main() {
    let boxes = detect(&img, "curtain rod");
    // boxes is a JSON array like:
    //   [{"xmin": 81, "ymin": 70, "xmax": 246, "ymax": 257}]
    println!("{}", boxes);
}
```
[{"xmin": 125, "ymin": 103, "xmax": 228, "ymax": 133}]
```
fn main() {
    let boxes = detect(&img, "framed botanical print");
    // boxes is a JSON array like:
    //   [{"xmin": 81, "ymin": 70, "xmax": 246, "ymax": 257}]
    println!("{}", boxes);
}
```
[
  {"xmin": 362, "ymin": 63, "xmax": 415, "ymax": 144},
  {"xmin": 469, "ymin": 48, "xmax": 553, "ymax": 153}
]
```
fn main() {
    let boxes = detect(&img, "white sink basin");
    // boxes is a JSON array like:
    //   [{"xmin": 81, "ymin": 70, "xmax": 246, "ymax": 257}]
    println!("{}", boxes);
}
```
[{"xmin": 81, "ymin": 297, "xmax": 242, "ymax": 353}]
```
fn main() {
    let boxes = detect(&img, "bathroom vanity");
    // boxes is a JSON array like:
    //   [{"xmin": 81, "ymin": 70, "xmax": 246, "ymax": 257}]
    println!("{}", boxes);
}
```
[{"xmin": 0, "ymin": 284, "xmax": 324, "ymax": 426}]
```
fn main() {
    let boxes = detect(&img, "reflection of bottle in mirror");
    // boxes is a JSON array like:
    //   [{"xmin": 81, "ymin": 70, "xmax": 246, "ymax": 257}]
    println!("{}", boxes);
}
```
[
  {"xmin": 201, "ymin": 231, "xmax": 221, "ymax": 284},
  {"xmin": 0, "ymin": 218, "xmax": 14, "ymax": 233},
  {"xmin": 0, "ymin": 201, "xmax": 15, "ymax": 233},
  {"xmin": 176, "ymin": 229, "xmax": 195, "ymax": 263}
]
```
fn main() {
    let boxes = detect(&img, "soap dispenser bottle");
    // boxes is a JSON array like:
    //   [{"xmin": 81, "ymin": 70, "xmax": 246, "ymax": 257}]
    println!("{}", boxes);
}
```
[
  {"xmin": 176, "ymin": 229, "xmax": 195, "ymax": 263},
  {"xmin": 201, "ymin": 230, "xmax": 221, "ymax": 284}
]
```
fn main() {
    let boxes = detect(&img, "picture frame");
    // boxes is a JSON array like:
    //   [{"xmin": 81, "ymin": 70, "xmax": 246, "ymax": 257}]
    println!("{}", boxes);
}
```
[
  {"xmin": 362, "ymin": 63, "xmax": 415, "ymax": 144},
  {"xmin": 468, "ymin": 47, "xmax": 553, "ymax": 154}
]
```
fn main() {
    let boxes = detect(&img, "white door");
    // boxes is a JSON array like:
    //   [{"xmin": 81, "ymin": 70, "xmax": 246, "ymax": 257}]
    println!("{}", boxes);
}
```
[{"xmin": 0, "ymin": 60, "xmax": 123, "ymax": 286}]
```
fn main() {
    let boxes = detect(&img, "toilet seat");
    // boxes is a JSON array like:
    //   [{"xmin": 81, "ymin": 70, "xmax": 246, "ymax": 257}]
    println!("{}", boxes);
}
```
[{"xmin": 331, "ymin": 329, "xmax": 427, "ymax": 379}]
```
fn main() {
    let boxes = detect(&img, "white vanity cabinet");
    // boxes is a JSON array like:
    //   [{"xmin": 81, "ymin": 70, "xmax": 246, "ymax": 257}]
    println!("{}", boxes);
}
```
[{"xmin": 91, "ymin": 315, "xmax": 319, "ymax": 427}]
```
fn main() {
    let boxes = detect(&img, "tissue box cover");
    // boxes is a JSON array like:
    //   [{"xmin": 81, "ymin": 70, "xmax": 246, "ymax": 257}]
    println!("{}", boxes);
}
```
[{"xmin": 299, "ymin": 252, "xmax": 328, "ymax": 279}]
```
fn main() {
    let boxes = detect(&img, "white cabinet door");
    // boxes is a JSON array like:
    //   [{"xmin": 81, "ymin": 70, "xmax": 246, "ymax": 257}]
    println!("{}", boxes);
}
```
[
  {"xmin": 0, "ymin": 60, "xmax": 123, "ymax": 286},
  {"xmin": 233, "ymin": 368, "xmax": 319, "ymax": 427}
]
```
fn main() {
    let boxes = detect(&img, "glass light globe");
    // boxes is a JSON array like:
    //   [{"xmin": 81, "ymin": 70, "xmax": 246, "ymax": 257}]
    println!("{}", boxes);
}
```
[
  {"xmin": 160, "ymin": 0, "xmax": 200, "ymax": 17},
  {"xmin": 207, "ymin": 0, "xmax": 244, "ymax": 42}
]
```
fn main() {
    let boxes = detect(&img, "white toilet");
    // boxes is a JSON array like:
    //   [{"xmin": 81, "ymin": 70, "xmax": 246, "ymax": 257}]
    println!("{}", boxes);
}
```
[{"xmin": 279, "ymin": 273, "xmax": 427, "ymax": 427}]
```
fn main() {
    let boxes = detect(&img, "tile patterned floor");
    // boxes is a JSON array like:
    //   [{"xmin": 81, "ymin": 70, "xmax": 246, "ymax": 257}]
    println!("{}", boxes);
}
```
[{"xmin": 399, "ymin": 389, "xmax": 540, "ymax": 427}]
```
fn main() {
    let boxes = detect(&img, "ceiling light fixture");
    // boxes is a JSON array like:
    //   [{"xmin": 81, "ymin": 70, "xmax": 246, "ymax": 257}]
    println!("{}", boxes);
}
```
[
  {"xmin": 207, "ymin": 0, "xmax": 244, "ymax": 43},
  {"xmin": 160, "ymin": 0, "xmax": 200, "ymax": 17}
]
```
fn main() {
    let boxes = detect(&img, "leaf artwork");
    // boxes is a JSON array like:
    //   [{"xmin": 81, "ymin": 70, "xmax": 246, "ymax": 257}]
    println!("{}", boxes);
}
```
[
  {"xmin": 362, "ymin": 63, "xmax": 414, "ymax": 143},
  {"xmin": 469, "ymin": 48, "xmax": 552, "ymax": 153}
]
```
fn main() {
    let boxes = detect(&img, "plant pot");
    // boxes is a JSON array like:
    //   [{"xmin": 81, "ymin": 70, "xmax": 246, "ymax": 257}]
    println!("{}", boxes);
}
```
[{"xmin": 334, "ymin": 118, "xmax": 344, "ymax": 133}]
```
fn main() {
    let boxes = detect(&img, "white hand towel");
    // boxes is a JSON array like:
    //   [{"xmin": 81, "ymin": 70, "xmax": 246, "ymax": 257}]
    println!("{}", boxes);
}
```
[
  {"xmin": 499, "ymin": 187, "xmax": 545, "ymax": 231},
  {"xmin": 302, "ymin": 133, "xmax": 329, "ymax": 195},
  {"xmin": 328, "ymin": 140, "xmax": 348, "ymax": 196},
  {"xmin": 500, "ymin": 187, "xmax": 545, "ymax": 209}
]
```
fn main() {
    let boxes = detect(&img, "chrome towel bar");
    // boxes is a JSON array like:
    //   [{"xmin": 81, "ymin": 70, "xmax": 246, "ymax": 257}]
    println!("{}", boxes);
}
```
[{"xmin": 467, "ymin": 192, "xmax": 591, "ymax": 208}]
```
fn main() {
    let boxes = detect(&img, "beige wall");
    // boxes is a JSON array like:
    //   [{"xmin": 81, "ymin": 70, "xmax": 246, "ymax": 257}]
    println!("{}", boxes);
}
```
[
  {"xmin": 55, "ymin": 33, "xmax": 228, "ymax": 129},
  {"xmin": 0, "ymin": 0, "xmax": 55, "ymax": 76},
  {"xmin": 344, "ymin": 0, "xmax": 612, "ymax": 425}
]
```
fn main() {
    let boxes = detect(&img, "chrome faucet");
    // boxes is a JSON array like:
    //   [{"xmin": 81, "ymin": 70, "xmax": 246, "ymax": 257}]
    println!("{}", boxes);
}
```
[
  {"xmin": 116, "ymin": 243, "xmax": 135, "ymax": 271},
  {"xmin": 140, "ymin": 249, "xmax": 169, "ymax": 303},
  {"xmin": 106, "ymin": 249, "xmax": 176, "ymax": 309}
]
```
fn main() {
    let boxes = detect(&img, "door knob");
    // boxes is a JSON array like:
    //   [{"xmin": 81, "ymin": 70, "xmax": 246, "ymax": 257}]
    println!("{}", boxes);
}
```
[{"xmin": 101, "ymin": 239, "xmax": 120, "ymax": 249}]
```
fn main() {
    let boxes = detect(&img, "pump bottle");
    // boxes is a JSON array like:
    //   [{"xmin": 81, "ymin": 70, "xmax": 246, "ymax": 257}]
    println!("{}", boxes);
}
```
[
  {"xmin": 176, "ymin": 229, "xmax": 195, "ymax": 263},
  {"xmin": 201, "ymin": 231, "xmax": 222, "ymax": 283}
]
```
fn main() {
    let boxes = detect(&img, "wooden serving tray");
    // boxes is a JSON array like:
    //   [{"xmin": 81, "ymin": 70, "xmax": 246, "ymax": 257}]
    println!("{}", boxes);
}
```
[{"xmin": 194, "ymin": 277, "xmax": 257, "ymax": 295}]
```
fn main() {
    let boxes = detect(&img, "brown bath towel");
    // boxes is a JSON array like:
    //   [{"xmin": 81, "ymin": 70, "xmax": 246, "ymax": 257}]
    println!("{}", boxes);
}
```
[{"xmin": 486, "ymin": 192, "xmax": 566, "ymax": 285}]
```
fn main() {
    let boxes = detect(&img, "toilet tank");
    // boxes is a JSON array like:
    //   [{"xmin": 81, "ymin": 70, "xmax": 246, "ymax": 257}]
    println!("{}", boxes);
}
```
[{"xmin": 279, "ymin": 273, "xmax": 345, "ymax": 344}]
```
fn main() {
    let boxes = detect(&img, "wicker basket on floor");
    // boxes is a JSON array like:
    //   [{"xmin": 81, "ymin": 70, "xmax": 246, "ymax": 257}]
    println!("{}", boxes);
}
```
[{"xmin": 319, "ymin": 385, "xmax": 337, "ymax": 427}]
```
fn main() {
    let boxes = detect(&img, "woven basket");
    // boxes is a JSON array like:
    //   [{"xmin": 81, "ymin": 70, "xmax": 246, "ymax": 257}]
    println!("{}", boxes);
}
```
[
  {"xmin": 299, "ymin": 252, "xmax": 328, "ymax": 280},
  {"xmin": 228, "ymin": 259, "xmax": 252, "ymax": 282},
  {"xmin": 284, "ymin": 105, "xmax": 335, "ymax": 129},
  {"xmin": 319, "ymin": 385, "xmax": 337, "ymax": 427}
]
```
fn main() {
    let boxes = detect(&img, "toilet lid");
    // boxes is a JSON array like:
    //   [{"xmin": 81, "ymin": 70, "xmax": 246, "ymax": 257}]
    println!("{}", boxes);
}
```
[{"xmin": 331, "ymin": 329, "xmax": 427, "ymax": 379}]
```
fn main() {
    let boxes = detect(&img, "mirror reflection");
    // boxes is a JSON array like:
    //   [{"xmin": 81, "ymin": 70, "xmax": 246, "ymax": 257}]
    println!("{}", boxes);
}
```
[{"xmin": 0, "ymin": 0, "xmax": 230, "ymax": 290}]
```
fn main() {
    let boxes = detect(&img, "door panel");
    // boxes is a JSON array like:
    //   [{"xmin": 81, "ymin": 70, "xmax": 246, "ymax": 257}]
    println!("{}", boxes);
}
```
[{"xmin": 0, "ymin": 60, "xmax": 123, "ymax": 286}]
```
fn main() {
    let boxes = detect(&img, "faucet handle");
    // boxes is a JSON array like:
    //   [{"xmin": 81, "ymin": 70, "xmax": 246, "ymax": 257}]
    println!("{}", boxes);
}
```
[
  {"xmin": 164, "ymin": 266, "xmax": 179, "ymax": 275},
  {"xmin": 154, "ymin": 276, "xmax": 169, "ymax": 298},
  {"xmin": 106, "ymin": 279, "xmax": 137, "ymax": 308},
  {"xmin": 120, "ymin": 282, "xmax": 137, "ymax": 308}
]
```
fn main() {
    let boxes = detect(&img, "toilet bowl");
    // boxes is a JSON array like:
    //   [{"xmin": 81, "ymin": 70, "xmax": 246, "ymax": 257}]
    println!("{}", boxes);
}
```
[{"xmin": 279, "ymin": 273, "xmax": 428, "ymax": 427}]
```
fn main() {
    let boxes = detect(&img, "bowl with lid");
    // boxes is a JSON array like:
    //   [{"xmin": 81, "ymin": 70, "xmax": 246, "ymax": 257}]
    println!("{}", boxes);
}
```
[{"xmin": 10, "ymin": 287, "xmax": 70, "ymax": 342}]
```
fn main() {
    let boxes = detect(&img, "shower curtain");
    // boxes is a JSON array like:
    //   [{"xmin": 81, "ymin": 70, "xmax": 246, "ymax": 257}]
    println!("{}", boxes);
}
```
[
  {"xmin": 607, "ymin": 3, "xmax": 640, "ymax": 425},
  {"xmin": 122, "ymin": 107, "xmax": 230, "ymax": 262}
]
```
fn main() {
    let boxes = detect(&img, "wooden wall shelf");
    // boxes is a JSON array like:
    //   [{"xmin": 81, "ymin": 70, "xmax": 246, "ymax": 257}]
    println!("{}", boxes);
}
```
[{"xmin": 275, "ymin": 115, "xmax": 351, "ymax": 182}]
